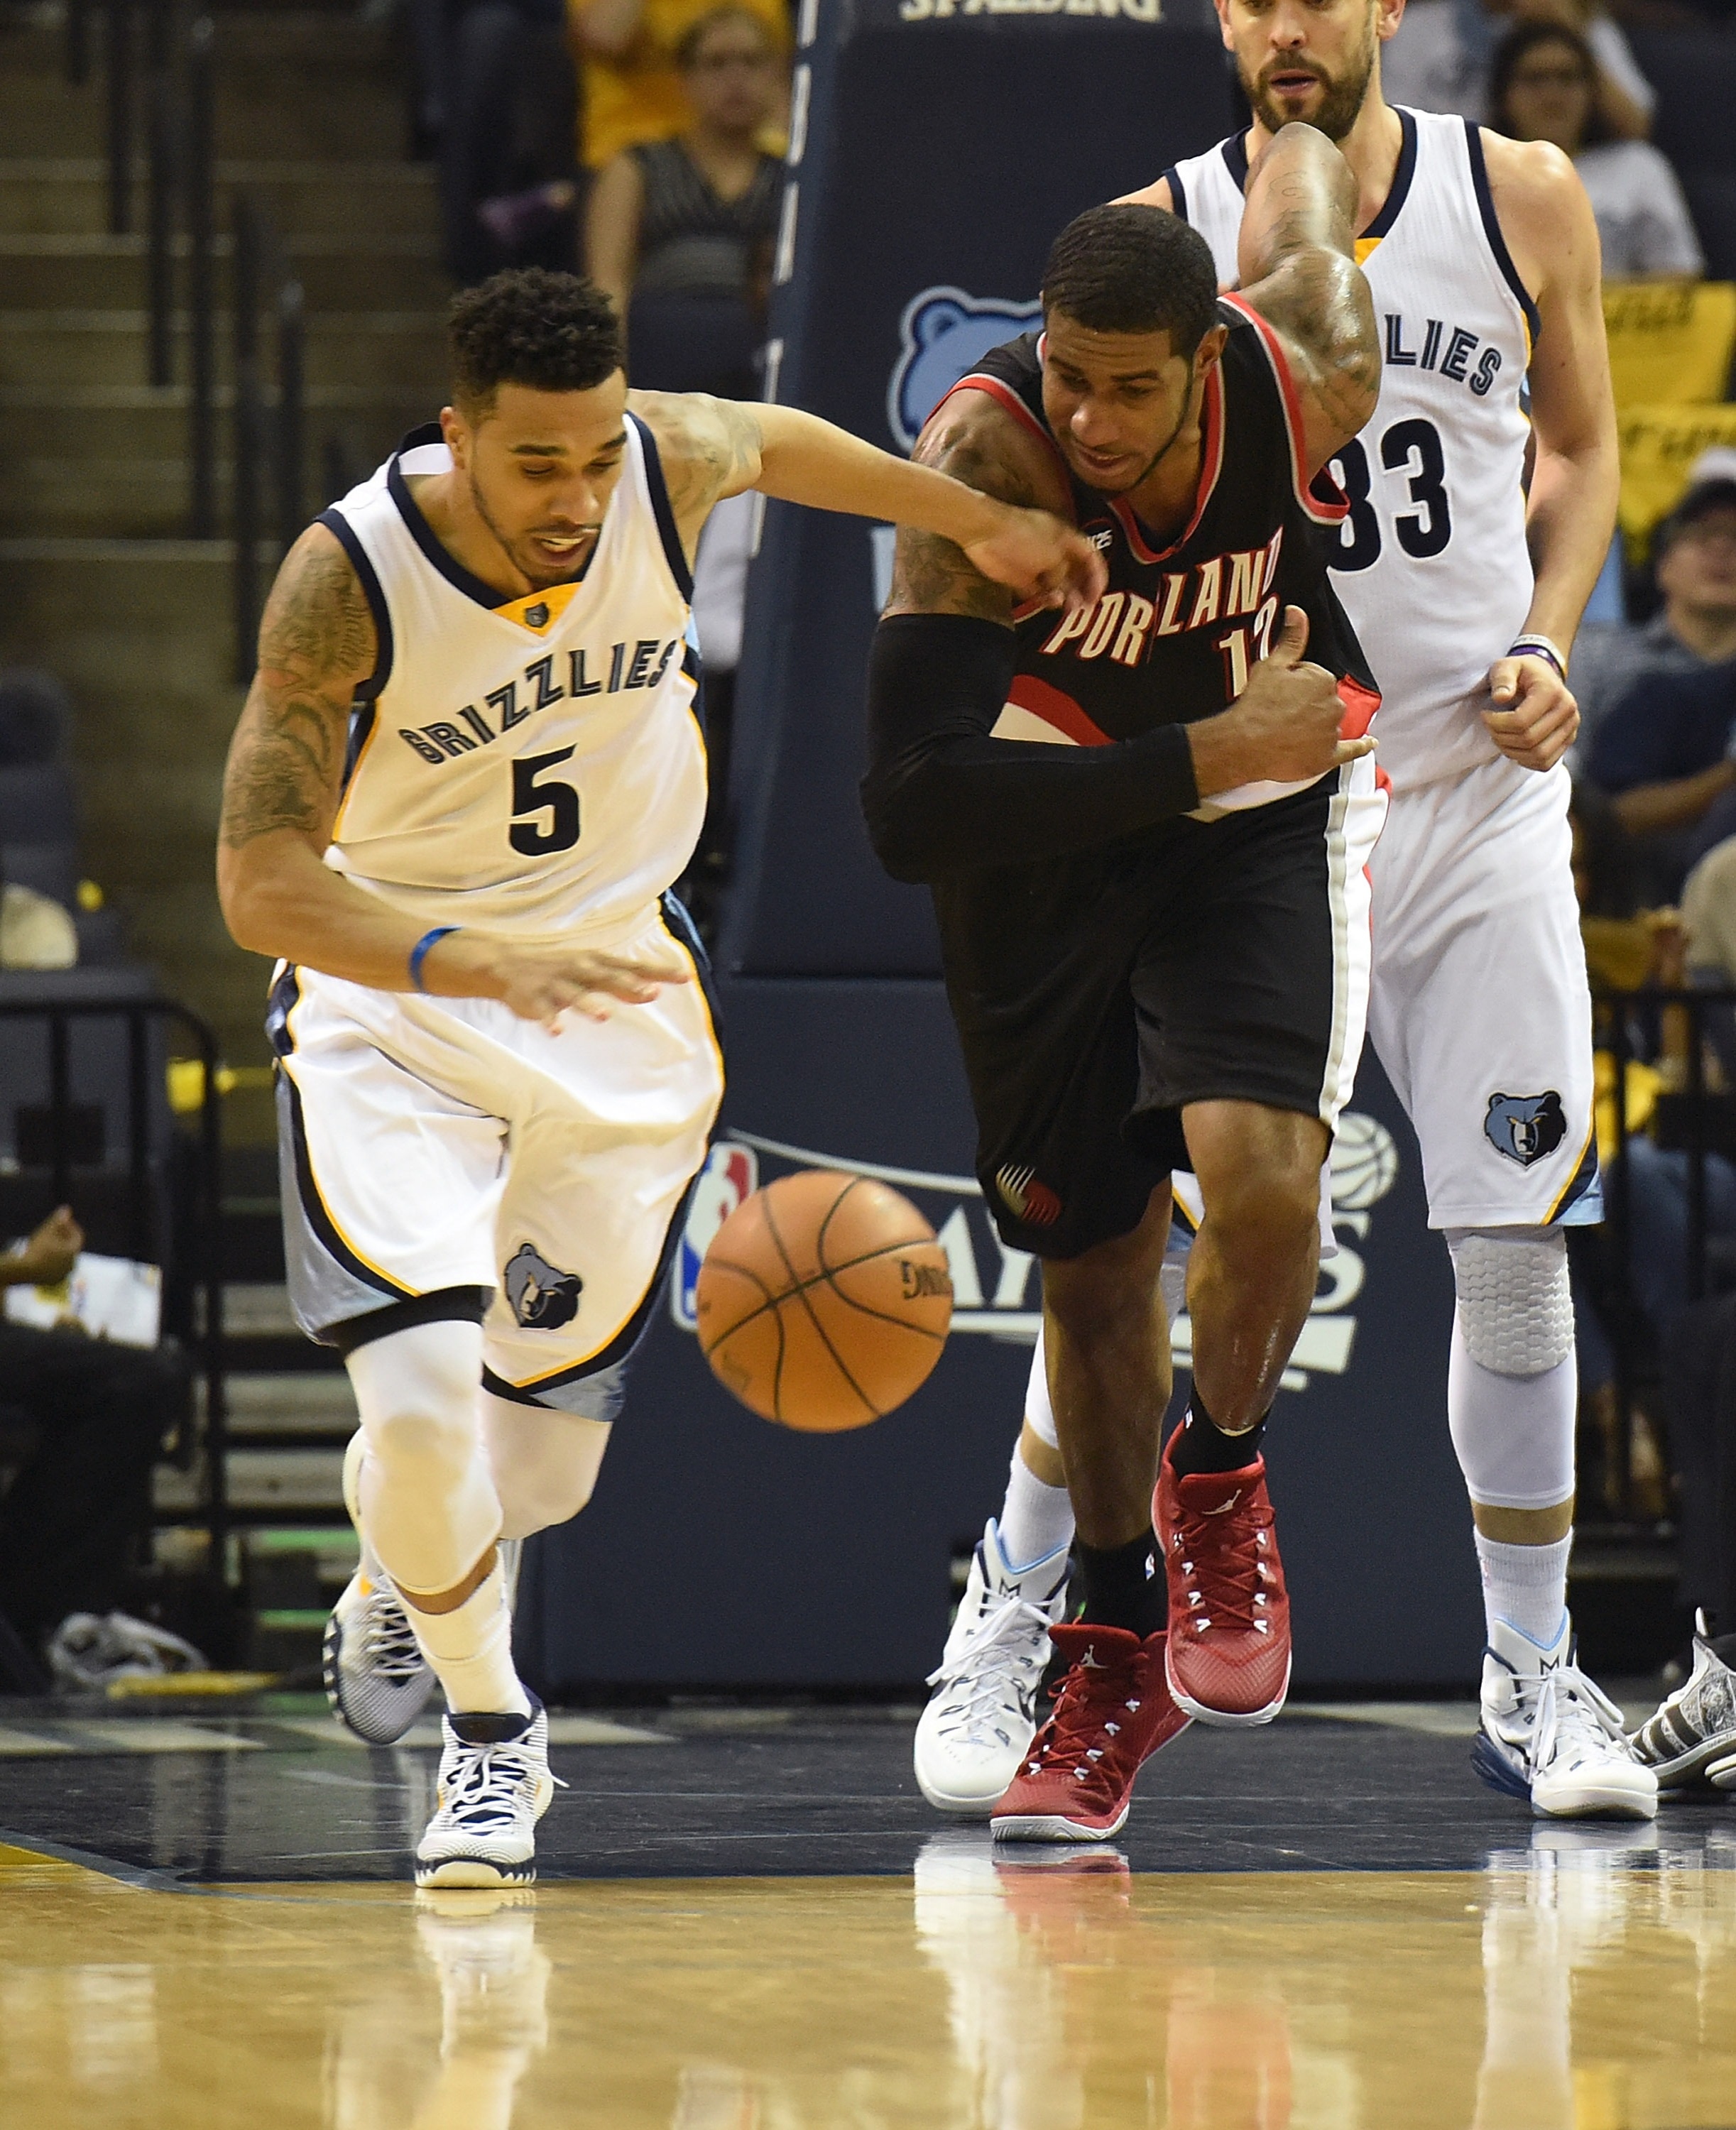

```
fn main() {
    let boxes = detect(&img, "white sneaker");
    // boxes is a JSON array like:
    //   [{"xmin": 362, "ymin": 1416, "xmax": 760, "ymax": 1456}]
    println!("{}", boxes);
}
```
[
  {"xmin": 1473, "ymin": 1616, "xmax": 1658, "ymax": 1820},
  {"xmin": 1629, "ymin": 1610, "xmax": 1736, "ymax": 1791},
  {"xmin": 415, "ymin": 1698, "xmax": 559, "ymax": 1888},
  {"xmin": 914, "ymin": 1521, "xmax": 1069, "ymax": 1816},
  {"xmin": 324, "ymin": 1569, "xmax": 436, "ymax": 1745}
]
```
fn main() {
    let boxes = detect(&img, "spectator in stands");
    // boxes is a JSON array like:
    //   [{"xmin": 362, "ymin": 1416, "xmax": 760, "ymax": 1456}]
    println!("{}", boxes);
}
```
[
  {"xmin": 1574, "ymin": 477, "xmax": 1736, "ymax": 749},
  {"xmin": 569, "ymin": 0, "xmax": 787, "ymax": 177},
  {"xmin": 1587, "ymin": 660, "xmax": 1736, "ymax": 899},
  {"xmin": 1382, "ymin": 0, "xmax": 1653, "ymax": 135},
  {"xmin": 0, "ymin": 1207, "xmax": 190, "ymax": 1669},
  {"xmin": 586, "ymin": 4, "xmax": 784, "ymax": 395},
  {"xmin": 1489, "ymin": 21, "xmax": 1702, "ymax": 278}
]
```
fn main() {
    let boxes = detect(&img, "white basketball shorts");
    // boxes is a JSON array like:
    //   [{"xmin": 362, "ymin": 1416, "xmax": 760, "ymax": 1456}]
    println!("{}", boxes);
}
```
[
  {"xmin": 268, "ymin": 899, "xmax": 723, "ymax": 1408},
  {"xmin": 1366, "ymin": 754, "xmax": 1598, "ymax": 1231}
]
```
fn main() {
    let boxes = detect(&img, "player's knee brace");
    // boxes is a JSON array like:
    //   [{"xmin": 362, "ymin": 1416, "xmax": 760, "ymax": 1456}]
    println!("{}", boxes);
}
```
[
  {"xmin": 346, "ymin": 1319, "xmax": 497, "ymax": 1591},
  {"xmin": 1444, "ymin": 1227, "xmax": 1577, "ymax": 1511},
  {"xmin": 1446, "ymin": 1227, "xmax": 1573, "ymax": 1377}
]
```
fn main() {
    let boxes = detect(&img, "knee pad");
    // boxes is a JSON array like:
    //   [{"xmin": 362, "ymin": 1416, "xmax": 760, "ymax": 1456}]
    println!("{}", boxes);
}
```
[
  {"xmin": 1446, "ymin": 1228, "xmax": 1573, "ymax": 1377},
  {"xmin": 345, "ymin": 1321, "xmax": 496, "ymax": 1591}
]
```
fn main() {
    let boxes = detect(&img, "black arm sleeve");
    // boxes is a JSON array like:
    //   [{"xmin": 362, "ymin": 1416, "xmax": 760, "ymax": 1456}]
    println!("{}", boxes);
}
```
[{"xmin": 860, "ymin": 612, "xmax": 1201, "ymax": 883}]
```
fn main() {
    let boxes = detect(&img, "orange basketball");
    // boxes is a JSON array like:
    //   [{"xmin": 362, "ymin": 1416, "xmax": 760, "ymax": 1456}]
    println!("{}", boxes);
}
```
[{"xmin": 694, "ymin": 1169, "xmax": 954, "ymax": 1431}]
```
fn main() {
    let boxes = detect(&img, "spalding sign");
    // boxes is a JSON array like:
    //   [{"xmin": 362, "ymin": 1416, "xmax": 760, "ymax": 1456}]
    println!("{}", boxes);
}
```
[{"xmin": 887, "ymin": 285, "xmax": 1042, "ymax": 452}]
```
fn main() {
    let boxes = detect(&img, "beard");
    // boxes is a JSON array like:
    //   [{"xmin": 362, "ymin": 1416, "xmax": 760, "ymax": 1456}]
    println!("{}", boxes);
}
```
[
  {"xmin": 1243, "ymin": 26, "xmax": 1377, "ymax": 143},
  {"xmin": 1065, "ymin": 385, "xmax": 1196, "ymax": 499},
  {"xmin": 468, "ymin": 469, "xmax": 596, "ymax": 586}
]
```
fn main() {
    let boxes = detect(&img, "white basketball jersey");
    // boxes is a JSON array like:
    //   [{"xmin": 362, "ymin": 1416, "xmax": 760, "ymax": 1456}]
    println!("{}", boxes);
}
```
[
  {"xmin": 1167, "ymin": 109, "xmax": 1538, "ymax": 793},
  {"xmin": 320, "ymin": 413, "xmax": 706, "ymax": 943}
]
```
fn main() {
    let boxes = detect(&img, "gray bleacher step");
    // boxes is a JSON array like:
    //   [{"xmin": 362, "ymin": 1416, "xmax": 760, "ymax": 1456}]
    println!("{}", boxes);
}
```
[
  {"xmin": 202, "ymin": 1371, "xmax": 357, "ymax": 1436},
  {"xmin": 219, "ymin": 1284, "xmax": 303, "ymax": 1339},
  {"xmin": 155, "ymin": 1447, "xmax": 346, "ymax": 1514}
]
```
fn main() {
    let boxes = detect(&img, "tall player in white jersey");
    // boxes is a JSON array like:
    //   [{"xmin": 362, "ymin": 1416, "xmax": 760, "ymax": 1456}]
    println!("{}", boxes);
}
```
[
  {"xmin": 915, "ymin": 1, "xmax": 1660, "ymax": 1822},
  {"xmin": 217, "ymin": 269, "xmax": 1104, "ymax": 1886}
]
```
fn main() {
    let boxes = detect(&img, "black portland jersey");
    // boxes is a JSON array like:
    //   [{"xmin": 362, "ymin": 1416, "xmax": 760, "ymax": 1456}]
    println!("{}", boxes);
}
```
[{"xmin": 951, "ymin": 300, "xmax": 1380, "ymax": 750}]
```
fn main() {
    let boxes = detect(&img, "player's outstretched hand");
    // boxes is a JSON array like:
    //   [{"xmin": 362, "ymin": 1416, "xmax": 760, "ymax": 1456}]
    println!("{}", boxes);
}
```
[
  {"xmin": 961, "ymin": 505, "xmax": 1109, "ymax": 613},
  {"xmin": 1483, "ymin": 653, "xmax": 1578, "ymax": 772},
  {"xmin": 430, "ymin": 932, "xmax": 691, "ymax": 1030},
  {"xmin": 1190, "ymin": 606, "xmax": 1376, "ymax": 794}
]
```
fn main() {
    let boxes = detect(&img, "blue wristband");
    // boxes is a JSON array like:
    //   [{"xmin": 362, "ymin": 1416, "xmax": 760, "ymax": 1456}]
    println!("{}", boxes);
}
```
[{"xmin": 409, "ymin": 926, "xmax": 459, "ymax": 993}]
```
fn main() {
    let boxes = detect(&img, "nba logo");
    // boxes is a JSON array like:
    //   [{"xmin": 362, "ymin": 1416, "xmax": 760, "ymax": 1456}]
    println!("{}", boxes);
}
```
[{"xmin": 672, "ymin": 1141, "xmax": 759, "ymax": 1331}]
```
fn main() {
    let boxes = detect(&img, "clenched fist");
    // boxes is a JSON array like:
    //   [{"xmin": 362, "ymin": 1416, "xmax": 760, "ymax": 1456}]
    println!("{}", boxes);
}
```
[{"xmin": 1189, "ymin": 606, "xmax": 1377, "ymax": 797}]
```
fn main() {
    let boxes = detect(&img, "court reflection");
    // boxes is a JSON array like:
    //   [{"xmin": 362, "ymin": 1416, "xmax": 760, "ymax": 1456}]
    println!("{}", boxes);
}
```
[
  {"xmin": 1, "ymin": 1823, "xmax": 1735, "ymax": 2127},
  {"xmin": 334, "ymin": 1889, "xmax": 551, "ymax": 2130}
]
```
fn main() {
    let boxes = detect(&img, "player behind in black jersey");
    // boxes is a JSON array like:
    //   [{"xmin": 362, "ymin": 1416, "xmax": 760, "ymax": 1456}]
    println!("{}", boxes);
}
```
[{"xmin": 863, "ymin": 123, "xmax": 1382, "ymax": 1840}]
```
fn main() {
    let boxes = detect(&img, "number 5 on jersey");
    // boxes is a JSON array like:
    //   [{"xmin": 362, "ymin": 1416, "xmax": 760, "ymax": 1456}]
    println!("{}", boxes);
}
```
[{"xmin": 510, "ymin": 747, "xmax": 582, "ymax": 855}]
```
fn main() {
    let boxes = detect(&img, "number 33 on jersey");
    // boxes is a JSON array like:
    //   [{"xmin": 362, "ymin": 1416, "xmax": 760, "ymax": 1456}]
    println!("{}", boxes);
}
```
[
  {"xmin": 316, "ymin": 415, "xmax": 706, "ymax": 942},
  {"xmin": 1169, "ymin": 108, "xmax": 1539, "ymax": 794}
]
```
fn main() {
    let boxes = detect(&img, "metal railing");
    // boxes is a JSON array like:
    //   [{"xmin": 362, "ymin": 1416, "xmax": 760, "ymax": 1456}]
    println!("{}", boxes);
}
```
[
  {"xmin": 60, "ymin": 1, "xmax": 307, "ymax": 597},
  {"xmin": 228, "ymin": 197, "xmax": 306, "ymax": 680},
  {"xmin": 0, "ymin": 1000, "xmax": 229, "ymax": 1569}
]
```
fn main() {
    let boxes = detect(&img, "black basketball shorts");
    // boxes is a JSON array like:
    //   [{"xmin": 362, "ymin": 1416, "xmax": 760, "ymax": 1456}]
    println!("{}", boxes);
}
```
[{"xmin": 934, "ymin": 765, "xmax": 1385, "ymax": 1260}]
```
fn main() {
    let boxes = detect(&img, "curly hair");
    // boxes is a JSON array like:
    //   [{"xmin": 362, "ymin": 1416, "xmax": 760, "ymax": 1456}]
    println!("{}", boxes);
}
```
[
  {"xmin": 447, "ymin": 268, "xmax": 623, "ymax": 413},
  {"xmin": 1042, "ymin": 203, "xmax": 1219, "ymax": 356}
]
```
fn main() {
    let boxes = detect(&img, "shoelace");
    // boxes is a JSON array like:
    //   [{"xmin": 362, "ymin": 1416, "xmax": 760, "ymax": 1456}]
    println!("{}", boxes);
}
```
[
  {"xmin": 1170, "ymin": 1497, "xmax": 1276, "ymax": 1637},
  {"xmin": 439, "ymin": 1738, "xmax": 566, "ymax": 1831},
  {"xmin": 361, "ymin": 1591, "xmax": 429, "ymax": 1684},
  {"xmin": 1532, "ymin": 1665, "xmax": 1632, "ymax": 1773},
  {"xmin": 1024, "ymin": 1659, "xmax": 1145, "ymax": 1802},
  {"xmin": 926, "ymin": 1597, "xmax": 1054, "ymax": 1740}
]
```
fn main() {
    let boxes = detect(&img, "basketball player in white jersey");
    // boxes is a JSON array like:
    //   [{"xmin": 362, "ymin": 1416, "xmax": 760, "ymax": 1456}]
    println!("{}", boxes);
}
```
[
  {"xmin": 217, "ymin": 268, "xmax": 1104, "ymax": 1886},
  {"xmin": 918, "ymin": 4, "xmax": 1660, "ymax": 1823}
]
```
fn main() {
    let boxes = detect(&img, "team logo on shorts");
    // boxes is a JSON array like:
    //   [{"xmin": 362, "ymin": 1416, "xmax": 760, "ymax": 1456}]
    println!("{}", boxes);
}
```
[
  {"xmin": 995, "ymin": 1164, "xmax": 1061, "ymax": 1227},
  {"xmin": 1484, "ymin": 1091, "xmax": 1568, "ymax": 1169},
  {"xmin": 503, "ymin": 1242, "xmax": 584, "ymax": 1331}
]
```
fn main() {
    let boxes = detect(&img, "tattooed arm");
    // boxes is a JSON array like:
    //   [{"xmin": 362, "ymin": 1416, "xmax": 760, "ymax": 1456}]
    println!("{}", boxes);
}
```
[
  {"xmin": 217, "ymin": 524, "xmax": 688, "ymax": 1022},
  {"xmin": 629, "ymin": 388, "xmax": 1106, "ymax": 612},
  {"xmin": 1236, "ymin": 122, "xmax": 1380, "ymax": 474}
]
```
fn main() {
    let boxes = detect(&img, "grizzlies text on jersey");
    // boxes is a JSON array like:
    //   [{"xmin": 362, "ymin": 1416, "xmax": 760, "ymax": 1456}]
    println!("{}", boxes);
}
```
[{"xmin": 319, "ymin": 415, "xmax": 706, "ymax": 944}]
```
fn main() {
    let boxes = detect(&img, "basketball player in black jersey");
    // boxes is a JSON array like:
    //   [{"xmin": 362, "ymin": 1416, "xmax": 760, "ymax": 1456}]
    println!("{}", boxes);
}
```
[{"xmin": 863, "ymin": 122, "xmax": 1382, "ymax": 1839}]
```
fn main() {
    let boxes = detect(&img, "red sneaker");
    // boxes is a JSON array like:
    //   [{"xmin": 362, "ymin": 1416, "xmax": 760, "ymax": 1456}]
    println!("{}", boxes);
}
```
[
  {"xmin": 990, "ymin": 1623, "xmax": 1191, "ymax": 1842},
  {"xmin": 1154, "ymin": 1434, "xmax": 1291, "ymax": 1726}
]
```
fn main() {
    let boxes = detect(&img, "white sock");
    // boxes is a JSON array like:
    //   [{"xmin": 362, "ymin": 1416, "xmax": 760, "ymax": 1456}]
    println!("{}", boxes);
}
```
[
  {"xmin": 998, "ymin": 1444, "xmax": 1074, "ymax": 1573},
  {"xmin": 1474, "ymin": 1531, "xmax": 1571, "ymax": 1654},
  {"xmin": 401, "ymin": 1558, "xmax": 531, "ymax": 1717}
]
